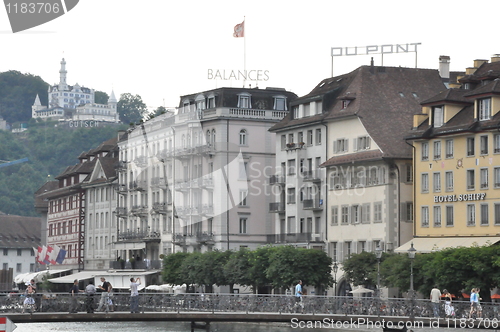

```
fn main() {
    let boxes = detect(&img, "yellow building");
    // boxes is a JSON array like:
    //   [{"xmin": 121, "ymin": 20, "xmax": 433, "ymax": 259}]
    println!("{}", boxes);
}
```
[{"xmin": 399, "ymin": 56, "xmax": 500, "ymax": 252}]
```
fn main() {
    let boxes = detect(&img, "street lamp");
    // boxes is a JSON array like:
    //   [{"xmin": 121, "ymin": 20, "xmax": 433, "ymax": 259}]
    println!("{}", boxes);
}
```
[
  {"xmin": 407, "ymin": 242, "xmax": 417, "ymax": 321},
  {"xmin": 375, "ymin": 246, "xmax": 383, "ymax": 316},
  {"xmin": 333, "ymin": 261, "xmax": 338, "ymax": 297}
]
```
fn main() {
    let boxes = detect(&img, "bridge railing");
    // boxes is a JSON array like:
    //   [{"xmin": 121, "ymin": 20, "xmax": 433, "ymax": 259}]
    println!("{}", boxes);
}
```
[{"xmin": 0, "ymin": 292, "xmax": 496, "ymax": 319}]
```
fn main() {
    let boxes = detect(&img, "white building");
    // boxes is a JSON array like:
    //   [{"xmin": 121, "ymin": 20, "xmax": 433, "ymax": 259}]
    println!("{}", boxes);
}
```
[
  {"xmin": 116, "ymin": 87, "xmax": 297, "ymax": 260},
  {"xmin": 32, "ymin": 58, "xmax": 119, "ymax": 123}
]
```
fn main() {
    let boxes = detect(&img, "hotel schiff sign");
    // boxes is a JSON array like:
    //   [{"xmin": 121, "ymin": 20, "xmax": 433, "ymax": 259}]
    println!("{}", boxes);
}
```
[{"xmin": 434, "ymin": 193, "xmax": 486, "ymax": 203}]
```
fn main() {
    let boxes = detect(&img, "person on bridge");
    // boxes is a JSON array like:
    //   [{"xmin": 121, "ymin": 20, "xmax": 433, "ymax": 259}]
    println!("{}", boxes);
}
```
[
  {"xmin": 69, "ymin": 279, "xmax": 83, "ymax": 313},
  {"xmin": 294, "ymin": 280, "xmax": 304, "ymax": 312},
  {"xmin": 430, "ymin": 285, "xmax": 441, "ymax": 318},
  {"xmin": 97, "ymin": 277, "xmax": 112, "ymax": 312},
  {"xmin": 85, "ymin": 280, "xmax": 97, "ymax": 313},
  {"xmin": 130, "ymin": 277, "xmax": 141, "ymax": 313}
]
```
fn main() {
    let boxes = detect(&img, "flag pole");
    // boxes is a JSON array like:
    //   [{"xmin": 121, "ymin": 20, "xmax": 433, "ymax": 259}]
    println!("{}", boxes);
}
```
[{"xmin": 243, "ymin": 16, "xmax": 246, "ymax": 88}]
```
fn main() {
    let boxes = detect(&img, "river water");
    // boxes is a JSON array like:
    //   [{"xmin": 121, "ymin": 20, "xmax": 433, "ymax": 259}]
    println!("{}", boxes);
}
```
[{"xmin": 12, "ymin": 321, "xmax": 486, "ymax": 331}]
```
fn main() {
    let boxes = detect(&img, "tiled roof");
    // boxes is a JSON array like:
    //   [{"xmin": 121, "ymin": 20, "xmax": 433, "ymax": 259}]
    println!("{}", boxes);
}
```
[
  {"xmin": 421, "ymin": 88, "xmax": 471, "ymax": 105},
  {"xmin": 321, "ymin": 150, "xmax": 384, "ymax": 168},
  {"xmin": 464, "ymin": 78, "xmax": 500, "ymax": 97},
  {"xmin": 0, "ymin": 214, "xmax": 41, "ymax": 249}
]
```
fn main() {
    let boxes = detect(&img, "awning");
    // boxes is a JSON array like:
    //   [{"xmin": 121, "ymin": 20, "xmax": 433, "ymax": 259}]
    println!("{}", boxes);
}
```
[
  {"xmin": 113, "ymin": 242, "xmax": 146, "ymax": 250},
  {"xmin": 395, "ymin": 237, "xmax": 500, "ymax": 253},
  {"xmin": 101, "ymin": 271, "xmax": 158, "ymax": 290},
  {"xmin": 14, "ymin": 269, "xmax": 71, "ymax": 284},
  {"xmin": 48, "ymin": 271, "xmax": 100, "ymax": 284}
]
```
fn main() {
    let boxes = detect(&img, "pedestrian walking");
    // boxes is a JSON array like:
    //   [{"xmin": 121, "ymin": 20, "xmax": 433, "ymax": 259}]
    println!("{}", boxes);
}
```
[
  {"xmin": 97, "ymin": 277, "xmax": 112, "ymax": 312},
  {"xmin": 69, "ymin": 279, "xmax": 83, "ymax": 313},
  {"xmin": 430, "ymin": 285, "xmax": 441, "ymax": 318},
  {"xmin": 443, "ymin": 289, "xmax": 455, "ymax": 317},
  {"xmin": 294, "ymin": 280, "xmax": 304, "ymax": 313},
  {"xmin": 469, "ymin": 288, "xmax": 482, "ymax": 319},
  {"xmin": 85, "ymin": 280, "xmax": 96, "ymax": 313},
  {"xmin": 130, "ymin": 277, "xmax": 141, "ymax": 313},
  {"xmin": 22, "ymin": 282, "xmax": 36, "ymax": 313}
]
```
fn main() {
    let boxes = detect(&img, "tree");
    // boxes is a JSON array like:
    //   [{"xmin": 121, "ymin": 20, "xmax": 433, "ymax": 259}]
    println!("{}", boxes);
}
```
[
  {"xmin": 94, "ymin": 91, "xmax": 109, "ymax": 104},
  {"xmin": 224, "ymin": 248, "xmax": 253, "ymax": 290},
  {"xmin": 341, "ymin": 251, "xmax": 378, "ymax": 288},
  {"xmin": 117, "ymin": 93, "xmax": 147, "ymax": 124},
  {"xmin": 162, "ymin": 252, "xmax": 191, "ymax": 286}
]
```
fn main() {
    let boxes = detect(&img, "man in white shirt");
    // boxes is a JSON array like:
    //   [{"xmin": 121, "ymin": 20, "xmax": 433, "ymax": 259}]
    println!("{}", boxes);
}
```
[
  {"xmin": 130, "ymin": 277, "xmax": 141, "ymax": 313},
  {"xmin": 430, "ymin": 286, "xmax": 442, "ymax": 318}
]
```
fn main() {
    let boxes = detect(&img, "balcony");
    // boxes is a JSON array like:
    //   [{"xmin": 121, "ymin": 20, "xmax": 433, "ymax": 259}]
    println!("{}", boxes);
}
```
[
  {"xmin": 269, "ymin": 175, "xmax": 285, "ymax": 185},
  {"xmin": 201, "ymin": 204, "xmax": 214, "ymax": 216},
  {"xmin": 115, "ymin": 161, "xmax": 127, "ymax": 172},
  {"xmin": 267, "ymin": 232, "xmax": 324, "ymax": 243},
  {"xmin": 109, "ymin": 259, "xmax": 162, "ymax": 270},
  {"xmin": 129, "ymin": 180, "xmax": 147, "ymax": 191},
  {"xmin": 115, "ymin": 184, "xmax": 128, "ymax": 193},
  {"xmin": 131, "ymin": 205, "xmax": 149, "ymax": 217},
  {"xmin": 117, "ymin": 230, "xmax": 161, "ymax": 242},
  {"xmin": 196, "ymin": 232, "xmax": 215, "ymax": 245},
  {"xmin": 286, "ymin": 142, "xmax": 305, "ymax": 151},
  {"xmin": 200, "ymin": 176, "xmax": 213, "ymax": 188},
  {"xmin": 302, "ymin": 170, "xmax": 321, "ymax": 182},
  {"xmin": 151, "ymin": 177, "xmax": 167, "ymax": 189},
  {"xmin": 151, "ymin": 202, "xmax": 168, "ymax": 214},
  {"xmin": 173, "ymin": 233, "xmax": 186, "ymax": 245},
  {"xmin": 302, "ymin": 198, "xmax": 323, "ymax": 210},
  {"xmin": 269, "ymin": 202, "xmax": 285, "ymax": 213},
  {"xmin": 114, "ymin": 207, "xmax": 128, "ymax": 217},
  {"xmin": 133, "ymin": 155, "xmax": 148, "ymax": 168}
]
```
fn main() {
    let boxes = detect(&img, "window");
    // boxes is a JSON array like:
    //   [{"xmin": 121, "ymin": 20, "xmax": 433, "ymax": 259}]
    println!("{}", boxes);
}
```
[
  {"xmin": 446, "ymin": 206, "xmax": 454, "ymax": 226},
  {"xmin": 495, "ymin": 203, "xmax": 500, "ymax": 225},
  {"xmin": 401, "ymin": 202, "xmax": 413, "ymax": 222},
  {"xmin": 345, "ymin": 241, "xmax": 352, "ymax": 258},
  {"xmin": 237, "ymin": 93, "xmax": 251, "ymax": 108},
  {"xmin": 356, "ymin": 136, "xmax": 371, "ymax": 151},
  {"xmin": 495, "ymin": 167, "xmax": 500, "ymax": 188},
  {"xmin": 273, "ymin": 96, "xmax": 287, "ymax": 111},
  {"xmin": 374, "ymin": 202, "xmax": 382, "ymax": 223},
  {"xmin": 478, "ymin": 98, "xmax": 491, "ymax": 120},
  {"xmin": 445, "ymin": 139, "xmax": 454, "ymax": 158},
  {"xmin": 467, "ymin": 204, "xmax": 476, "ymax": 226},
  {"xmin": 331, "ymin": 206, "xmax": 338, "ymax": 225},
  {"xmin": 467, "ymin": 170, "xmax": 475, "ymax": 190},
  {"xmin": 495, "ymin": 134, "xmax": 500, "ymax": 153},
  {"xmin": 304, "ymin": 103, "xmax": 310, "ymax": 116},
  {"xmin": 307, "ymin": 130, "xmax": 313, "ymax": 145},
  {"xmin": 421, "ymin": 206, "xmax": 429, "ymax": 227},
  {"xmin": 433, "ymin": 106, "xmax": 444, "ymax": 127},
  {"xmin": 421, "ymin": 173, "xmax": 429, "ymax": 193},
  {"xmin": 341, "ymin": 100, "xmax": 351, "ymax": 109},
  {"xmin": 480, "ymin": 168, "xmax": 489, "ymax": 189},
  {"xmin": 239, "ymin": 129, "xmax": 247, "ymax": 145},
  {"xmin": 341, "ymin": 205, "xmax": 349, "ymax": 224},
  {"xmin": 433, "ymin": 172, "xmax": 441, "ymax": 192},
  {"xmin": 16, "ymin": 263, "xmax": 21, "ymax": 273},
  {"xmin": 287, "ymin": 188, "xmax": 296, "ymax": 204},
  {"xmin": 17, "ymin": 249, "xmax": 22, "ymax": 256},
  {"xmin": 298, "ymin": 132, "xmax": 303, "ymax": 144},
  {"xmin": 2, "ymin": 249, "xmax": 7, "ymax": 256},
  {"xmin": 239, "ymin": 218, "xmax": 247, "ymax": 234},
  {"xmin": 330, "ymin": 242, "xmax": 338, "ymax": 262},
  {"xmin": 287, "ymin": 159, "xmax": 296, "ymax": 175},
  {"xmin": 433, "ymin": 206, "xmax": 441, "ymax": 227},
  {"xmin": 433, "ymin": 141, "xmax": 441, "ymax": 160},
  {"xmin": 405, "ymin": 164, "xmax": 413, "ymax": 183},
  {"xmin": 334, "ymin": 138, "xmax": 348, "ymax": 153},
  {"xmin": 239, "ymin": 161, "xmax": 248, "ymax": 179},
  {"xmin": 316, "ymin": 129, "xmax": 322, "ymax": 145},
  {"xmin": 481, "ymin": 204, "xmax": 489, "ymax": 226},
  {"xmin": 281, "ymin": 135, "xmax": 286, "ymax": 150},
  {"xmin": 239, "ymin": 190, "xmax": 248, "ymax": 206},
  {"xmin": 467, "ymin": 137, "xmax": 475, "ymax": 156},
  {"xmin": 421, "ymin": 142, "xmax": 429, "ymax": 161},
  {"xmin": 362, "ymin": 204, "xmax": 371, "ymax": 223},
  {"xmin": 445, "ymin": 171, "xmax": 454, "ymax": 191},
  {"xmin": 288, "ymin": 133, "xmax": 294, "ymax": 144},
  {"xmin": 293, "ymin": 106, "xmax": 299, "ymax": 119},
  {"xmin": 2, "ymin": 263, "xmax": 7, "ymax": 270},
  {"xmin": 351, "ymin": 205, "xmax": 360, "ymax": 224},
  {"xmin": 207, "ymin": 96, "xmax": 215, "ymax": 108},
  {"xmin": 480, "ymin": 135, "xmax": 489, "ymax": 155}
]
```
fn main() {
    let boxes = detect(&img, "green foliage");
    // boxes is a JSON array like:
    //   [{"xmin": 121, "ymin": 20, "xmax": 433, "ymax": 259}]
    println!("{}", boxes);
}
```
[
  {"xmin": 94, "ymin": 91, "xmax": 109, "ymax": 104},
  {"xmin": 0, "ymin": 70, "xmax": 49, "ymax": 123},
  {"xmin": 162, "ymin": 252, "xmax": 191, "ymax": 285},
  {"xmin": 0, "ymin": 123, "xmax": 127, "ymax": 216},
  {"xmin": 118, "ymin": 93, "xmax": 148, "ymax": 124},
  {"xmin": 342, "ymin": 251, "xmax": 379, "ymax": 288},
  {"xmin": 224, "ymin": 247, "xmax": 254, "ymax": 288}
]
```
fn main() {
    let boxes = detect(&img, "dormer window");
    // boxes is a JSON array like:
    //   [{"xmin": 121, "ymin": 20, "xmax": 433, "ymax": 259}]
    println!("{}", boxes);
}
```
[
  {"xmin": 273, "ymin": 96, "xmax": 287, "ymax": 111},
  {"xmin": 478, "ymin": 98, "xmax": 491, "ymax": 121},
  {"xmin": 432, "ymin": 106, "xmax": 444, "ymax": 127},
  {"xmin": 292, "ymin": 106, "xmax": 299, "ymax": 119},
  {"xmin": 207, "ymin": 95, "xmax": 215, "ymax": 108},
  {"xmin": 341, "ymin": 100, "xmax": 351, "ymax": 109},
  {"xmin": 237, "ymin": 93, "xmax": 252, "ymax": 108},
  {"xmin": 195, "ymin": 95, "xmax": 206, "ymax": 111}
]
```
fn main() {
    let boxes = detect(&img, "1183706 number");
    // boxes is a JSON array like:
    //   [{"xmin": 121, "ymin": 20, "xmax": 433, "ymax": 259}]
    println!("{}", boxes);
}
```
[{"xmin": 5, "ymin": 2, "xmax": 60, "ymax": 14}]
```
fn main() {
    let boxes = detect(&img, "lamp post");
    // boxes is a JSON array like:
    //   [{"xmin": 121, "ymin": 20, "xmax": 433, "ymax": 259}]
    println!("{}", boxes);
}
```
[
  {"xmin": 333, "ymin": 261, "xmax": 338, "ymax": 296},
  {"xmin": 375, "ymin": 246, "xmax": 383, "ymax": 316},
  {"xmin": 407, "ymin": 242, "xmax": 417, "ymax": 321}
]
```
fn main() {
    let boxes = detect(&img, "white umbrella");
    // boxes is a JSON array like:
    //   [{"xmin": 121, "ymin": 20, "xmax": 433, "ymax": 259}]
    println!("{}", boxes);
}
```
[
  {"xmin": 349, "ymin": 286, "xmax": 375, "ymax": 294},
  {"xmin": 145, "ymin": 285, "xmax": 162, "ymax": 291}
]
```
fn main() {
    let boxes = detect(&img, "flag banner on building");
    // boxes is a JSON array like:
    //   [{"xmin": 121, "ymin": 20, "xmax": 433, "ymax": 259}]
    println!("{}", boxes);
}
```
[
  {"xmin": 56, "ymin": 248, "xmax": 66, "ymax": 264},
  {"xmin": 44, "ymin": 246, "xmax": 53, "ymax": 264},
  {"xmin": 233, "ymin": 20, "xmax": 244, "ymax": 38},
  {"xmin": 39, "ymin": 246, "xmax": 48, "ymax": 265},
  {"xmin": 49, "ymin": 245, "xmax": 61, "ymax": 265}
]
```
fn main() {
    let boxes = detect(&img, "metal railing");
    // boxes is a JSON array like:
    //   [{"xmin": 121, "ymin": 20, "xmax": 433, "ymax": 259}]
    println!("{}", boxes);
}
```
[{"xmin": 1, "ymin": 293, "xmax": 497, "ymax": 319}]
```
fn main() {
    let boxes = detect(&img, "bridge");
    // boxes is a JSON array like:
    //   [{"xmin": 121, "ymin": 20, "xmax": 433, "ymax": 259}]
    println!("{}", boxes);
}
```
[{"xmin": 1, "ymin": 293, "xmax": 498, "ymax": 330}]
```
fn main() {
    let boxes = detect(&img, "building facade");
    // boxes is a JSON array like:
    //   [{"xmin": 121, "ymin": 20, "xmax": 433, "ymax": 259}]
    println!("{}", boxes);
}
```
[
  {"xmin": 116, "ymin": 87, "xmax": 297, "ymax": 261},
  {"xmin": 402, "ymin": 56, "xmax": 500, "ymax": 252},
  {"xmin": 32, "ymin": 58, "xmax": 119, "ymax": 123}
]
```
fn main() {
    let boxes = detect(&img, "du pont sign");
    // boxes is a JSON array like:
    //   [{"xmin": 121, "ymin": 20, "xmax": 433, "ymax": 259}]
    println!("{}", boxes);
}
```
[
  {"xmin": 433, "ymin": 193, "xmax": 487, "ymax": 203},
  {"xmin": 331, "ymin": 43, "xmax": 421, "ymax": 57}
]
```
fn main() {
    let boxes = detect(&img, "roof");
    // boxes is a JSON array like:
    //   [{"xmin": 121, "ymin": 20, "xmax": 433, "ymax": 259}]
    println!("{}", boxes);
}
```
[
  {"xmin": 395, "ymin": 237, "xmax": 500, "ymax": 253},
  {"xmin": 0, "ymin": 214, "xmax": 41, "ymax": 248},
  {"xmin": 321, "ymin": 150, "xmax": 384, "ymax": 167}
]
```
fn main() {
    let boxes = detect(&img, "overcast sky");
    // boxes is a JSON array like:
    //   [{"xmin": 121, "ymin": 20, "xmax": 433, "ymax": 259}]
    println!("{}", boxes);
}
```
[{"xmin": 1, "ymin": 0, "xmax": 498, "ymax": 110}]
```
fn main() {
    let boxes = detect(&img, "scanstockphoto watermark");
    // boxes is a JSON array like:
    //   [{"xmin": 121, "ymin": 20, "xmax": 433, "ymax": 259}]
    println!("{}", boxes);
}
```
[{"xmin": 290, "ymin": 317, "xmax": 447, "ymax": 329}]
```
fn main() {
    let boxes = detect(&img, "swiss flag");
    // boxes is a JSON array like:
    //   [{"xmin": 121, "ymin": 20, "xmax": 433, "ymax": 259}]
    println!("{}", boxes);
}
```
[{"xmin": 233, "ymin": 21, "xmax": 244, "ymax": 38}]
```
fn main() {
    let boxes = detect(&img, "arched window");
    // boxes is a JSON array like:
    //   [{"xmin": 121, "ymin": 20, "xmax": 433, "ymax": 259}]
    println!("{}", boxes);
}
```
[
  {"xmin": 182, "ymin": 134, "xmax": 186, "ymax": 148},
  {"xmin": 239, "ymin": 129, "xmax": 247, "ymax": 145},
  {"xmin": 206, "ymin": 130, "xmax": 211, "ymax": 146},
  {"xmin": 212, "ymin": 130, "xmax": 216, "ymax": 150}
]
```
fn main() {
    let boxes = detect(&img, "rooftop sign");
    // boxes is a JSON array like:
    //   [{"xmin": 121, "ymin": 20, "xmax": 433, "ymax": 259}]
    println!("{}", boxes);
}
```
[{"xmin": 331, "ymin": 43, "xmax": 421, "ymax": 57}]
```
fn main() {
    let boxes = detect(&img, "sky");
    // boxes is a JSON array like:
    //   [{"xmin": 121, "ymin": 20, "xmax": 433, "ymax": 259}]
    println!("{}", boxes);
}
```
[{"xmin": 1, "ymin": 0, "xmax": 499, "ymax": 111}]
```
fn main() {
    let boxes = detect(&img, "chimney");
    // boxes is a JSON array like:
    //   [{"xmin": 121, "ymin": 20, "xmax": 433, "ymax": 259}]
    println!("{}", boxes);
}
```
[
  {"xmin": 439, "ymin": 55, "xmax": 450, "ymax": 79},
  {"xmin": 370, "ymin": 57, "xmax": 374, "ymax": 73},
  {"xmin": 492, "ymin": 54, "xmax": 500, "ymax": 63},
  {"xmin": 473, "ymin": 59, "xmax": 488, "ymax": 68}
]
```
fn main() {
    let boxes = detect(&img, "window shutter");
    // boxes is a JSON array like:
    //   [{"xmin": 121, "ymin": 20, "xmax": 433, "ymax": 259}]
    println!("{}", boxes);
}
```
[
  {"xmin": 400, "ymin": 203, "xmax": 407, "ymax": 222},
  {"xmin": 345, "ymin": 139, "xmax": 349, "ymax": 152},
  {"xmin": 367, "ymin": 137, "xmax": 371, "ymax": 149},
  {"xmin": 333, "ymin": 141, "xmax": 338, "ymax": 153},
  {"xmin": 353, "ymin": 138, "xmax": 358, "ymax": 152}
]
